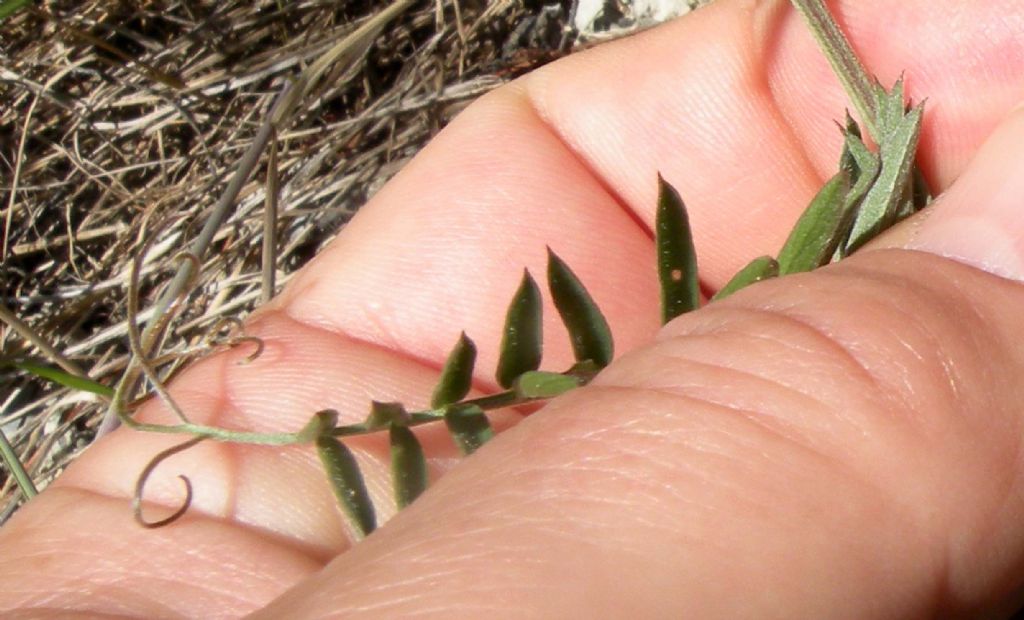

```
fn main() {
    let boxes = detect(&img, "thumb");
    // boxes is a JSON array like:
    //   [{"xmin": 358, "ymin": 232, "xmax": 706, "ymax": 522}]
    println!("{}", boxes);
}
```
[{"xmin": 259, "ymin": 112, "xmax": 1024, "ymax": 618}]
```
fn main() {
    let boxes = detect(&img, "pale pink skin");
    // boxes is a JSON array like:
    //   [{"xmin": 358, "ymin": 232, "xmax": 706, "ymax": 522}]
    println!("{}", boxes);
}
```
[{"xmin": 5, "ymin": 0, "xmax": 1024, "ymax": 617}]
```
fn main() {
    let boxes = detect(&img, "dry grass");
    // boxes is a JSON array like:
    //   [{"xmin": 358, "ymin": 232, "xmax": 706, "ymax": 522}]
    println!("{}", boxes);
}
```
[{"xmin": 0, "ymin": 0, "xmax": 706, "ymax": 521}]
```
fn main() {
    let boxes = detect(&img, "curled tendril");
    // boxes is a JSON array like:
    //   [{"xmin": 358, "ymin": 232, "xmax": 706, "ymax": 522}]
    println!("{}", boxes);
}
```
[
  {"xmin": 203, "ymin": 317, "xmax": 264, "ymax": 364},
  {"xmin": 105, "ymin": 220, "xmax": 203, "ymax": 434},
  {"xmin": 133, "ymin": 435, "xmax": 206, "ymax": 529},
  {"xmin": 207, "ymin": 316, "xmax": 245, "ymax": 343},
  {"xmin": 230, "ymin": 336, "xmax": 264, "ymax": 364}
]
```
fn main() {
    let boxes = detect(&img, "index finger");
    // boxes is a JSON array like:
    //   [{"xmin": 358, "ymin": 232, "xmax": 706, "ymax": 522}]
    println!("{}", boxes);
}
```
[{"xmin": 278, "ymin": 0, "xmax": 1024, "ymax": 371}]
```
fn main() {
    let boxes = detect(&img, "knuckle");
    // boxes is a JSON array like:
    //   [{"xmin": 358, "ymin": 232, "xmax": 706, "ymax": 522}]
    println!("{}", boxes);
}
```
[{"xmin": 599, "ymin": 250, "xmax": 1024, "ymax": 478}]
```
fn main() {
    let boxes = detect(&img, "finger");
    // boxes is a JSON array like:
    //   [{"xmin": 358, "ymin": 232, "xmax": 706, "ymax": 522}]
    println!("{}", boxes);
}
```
[
  {"xmin": 0, "ymin": 486, "xmax": 322, "ymax": 618},
  {"xmin": 257, "ymin": 111, "xmax": 1024, "ymax": 617},
  {"xmin": 0, "ymin": 318, "xmax": 479, "ymax": 616},
  {"xmin": 276, "ymin": 0, "xmax": 1024, "ymax": 378},
  {"xmin": 273, "ymin": 85, "xmax": 662, "ymax": 384},
  {"xmin": 0, "ymin": 309, "xmax": 532, "ymax": 616},
  {"xmin": 768, "ymin": 0, "xmax": 1024, "ymax": 189},
  {"xmin": 527, "ymin": 0, "xmax": 1024, "ymax": 284},
  {"xmin": 874, "ymin": 105, "xmax": 1024, "ymax": 278}
]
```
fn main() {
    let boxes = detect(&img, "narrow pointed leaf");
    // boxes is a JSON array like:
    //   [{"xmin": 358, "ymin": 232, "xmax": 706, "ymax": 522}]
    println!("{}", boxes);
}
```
[
  {"xmin": 315, "ymin": 436, "xmax": 376, "ymax": 537},
  {"xmin": 777, "ymin": 172, "xmax": 850, "ymax": 275},
  {"xmin": 656, "ymin": 174, "xmax": 700, "ymax": 324},
  {"xmin": 514, "ymin": 370, "xmax": 581, "ymax": 399},
  {"xmin": 872, "ymin": 76, "xmax": 906, "ymax": 139},
  {"xmin": 845, "ymin": 102, "xmax": 923, "ymax": 253},
  {"xmin": 11, "ymin": 361, "xmax": 114, "ymax": 398},
  {"xmin": 833, "ymin": 131, "xmax": 881, "ymax": 259},
  {"xmin": 365, "ymin": 401, "xmax": 408, "ymax": 430},
  {"xmin": 837, "ymin": 112, "xmax": 862, "ymax": 176},
  {"xmin": 389, "ymin": 425, "xmax": 428, "ymax": 509},
  {"xmin": 781, "ymin": 120, "xmax": 888, "ymax": 272},
  {"xmin": 842, "ymin": 129, "xmax": 881, "ymax": 190},
  {"xmin": 711, "ymin": 256, "xmax": 779, "ymax": 301},
  {"xmin": 444, "ymin": 404, "xmax": 493, "ymax": 456},
  {"xmin": 496, "ymin": 270, "xmax": 543, "ymax": 388},
  {"xmin": 430, "ymin": 332, "xmax": 477, "ymax": 408},
  {"xmin": 546, "ymin": 248, "xmax": 613, "ymax": 368}
]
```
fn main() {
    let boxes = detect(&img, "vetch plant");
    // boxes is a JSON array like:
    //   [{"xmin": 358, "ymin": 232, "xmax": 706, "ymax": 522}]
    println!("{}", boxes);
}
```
[{"xmin": 1, "ymin": 0, "xmax": 931, "ymax": 539}]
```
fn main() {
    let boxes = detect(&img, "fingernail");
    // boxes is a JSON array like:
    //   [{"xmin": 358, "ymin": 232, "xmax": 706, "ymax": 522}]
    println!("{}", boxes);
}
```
[{"xmin": 892, "ymin": 109, "xmax": 1024, "ymax": 280}]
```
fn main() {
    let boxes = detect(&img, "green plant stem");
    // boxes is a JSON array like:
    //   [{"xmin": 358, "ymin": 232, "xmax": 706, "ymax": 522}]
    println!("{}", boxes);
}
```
[
  {"xmin": 461, "ymin": 390, "xmax": 521, "ymax": 411},
  {"xmin": 118, "ymin": 388, "xmax": 533, "ymax": 445},
  {"xmin": 119, "ymin": 417, "xmax": 300, "ymax": 446},
  {"xmin": 329, "ymin": 384, "xmax": 573, "ymax": 437},
  {"xmin": 789, "ymin": 0, "xmax": 878, "ymax": 137},
  {"xmin": 329, "ymin": 393, "xmax": 529, "ymax": 437},
  {"xmin": 0, "ymin": 427, "xmax": 37, "ymax": 499}
]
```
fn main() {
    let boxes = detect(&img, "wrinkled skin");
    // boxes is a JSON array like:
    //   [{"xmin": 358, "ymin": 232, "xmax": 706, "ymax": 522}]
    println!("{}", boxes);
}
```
[{"xmin": 4, "ymin": 0, "xmax": 1024, "ymax": 617}]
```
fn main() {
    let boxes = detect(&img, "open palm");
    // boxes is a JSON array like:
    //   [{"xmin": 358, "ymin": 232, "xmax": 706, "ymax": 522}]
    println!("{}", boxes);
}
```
[{"xmin": 5, "ymin": 1, "xmax": 1024, "ymax": 617}]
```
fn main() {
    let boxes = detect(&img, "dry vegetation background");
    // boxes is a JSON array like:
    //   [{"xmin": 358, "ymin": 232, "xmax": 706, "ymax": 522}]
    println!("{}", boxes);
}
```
[{"xmin": 0, "ymin": 0, "xmax": 704, "ymax": 521}]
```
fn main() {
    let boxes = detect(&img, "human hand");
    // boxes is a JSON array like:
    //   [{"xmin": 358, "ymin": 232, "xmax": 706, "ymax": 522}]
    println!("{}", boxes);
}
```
[{"xmin": 5, "ymin": 1, "xmax": 1024, "ymax": 617}]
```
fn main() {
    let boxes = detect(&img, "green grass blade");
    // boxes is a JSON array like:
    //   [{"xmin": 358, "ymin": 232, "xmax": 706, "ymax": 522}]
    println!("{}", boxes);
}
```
[
  {"xmin": 777, "ymin": 172, "xmax": 850, "ymax": 275},
  {"xmin": 444, "ymin": 404, "xmax": 493, "ymax": 456},
  {"xmin": 431, "ymin": 332, "xmax": 477, "ymax": 408},
  {"xmin": 389, "ymin": 425, "xmax": 428, "ymax": 509},
  {"xmin": 12, "ymin": 360, "xmax": 114, "ymax": 398},
  {"xmin": 0, "ymin": 0, "xmax": 31, "ymax": 21},
  {"xmin": 495, "ymin": 270, "xmax": 543, "ymax": 389},
  {"xmin": 514, "ymin": 371, "xmax": 581, "ymax": 399},
  {"xmin": 711, "ymin": 256, "xmax": 779, "ymax": 301},
  {"xmin": 0, "ymin": 426, "xmax": 36, "ymax": 499},
  {"xmin": 546, "ymin": 248, "xmax": 613, "ymax": 368},
  {"xmin": 316, "ymin": 436, "xmax": 376, "ymax": 538},
  {"xmin": 656, "ymin": 174, "xmax": 700, "ymax": 324}
]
